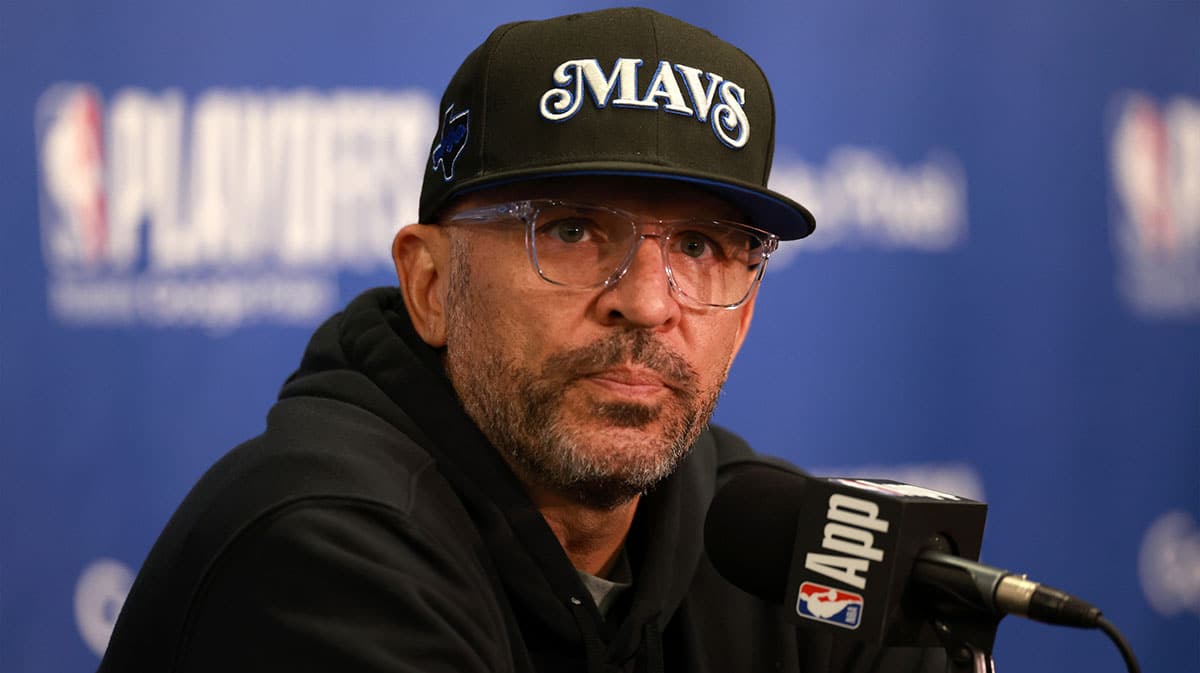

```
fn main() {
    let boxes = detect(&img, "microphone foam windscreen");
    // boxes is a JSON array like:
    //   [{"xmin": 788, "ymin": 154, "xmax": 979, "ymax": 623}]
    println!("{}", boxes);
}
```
[{"xmin": 704, "ymin": 463, "xmax": 808, "ymax": 605}]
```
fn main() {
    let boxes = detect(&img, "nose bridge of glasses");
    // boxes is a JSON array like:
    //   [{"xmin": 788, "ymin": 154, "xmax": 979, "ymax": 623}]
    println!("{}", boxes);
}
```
[
  {"xmin": 603, "ymin": 228, "xmax": 671, "ymax": 286},
  {"xmin": 630, "ymin": 215, "xmax": 693, "ymax": 238}
]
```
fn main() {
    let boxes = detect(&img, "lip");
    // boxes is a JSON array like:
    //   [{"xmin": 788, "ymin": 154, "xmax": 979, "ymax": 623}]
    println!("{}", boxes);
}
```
[{"xmin": 581, "ymin": 367, "xmax": 672, "ymax": 397}]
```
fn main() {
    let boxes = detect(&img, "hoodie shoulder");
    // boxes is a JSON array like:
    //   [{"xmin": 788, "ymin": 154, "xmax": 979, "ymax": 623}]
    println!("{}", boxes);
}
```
[
  {"xmin": 213, "ymin": 392, "xmax": 444, "ymax": 518},
  {"xmin": 100, "ymin": 393, "xmax": 493, "ymax": 673}
]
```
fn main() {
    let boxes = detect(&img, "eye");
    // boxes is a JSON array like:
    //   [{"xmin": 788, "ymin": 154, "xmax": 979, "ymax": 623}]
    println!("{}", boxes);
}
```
[
  {"xmin": 676, "ymin": 231, "xmax": 720, "ymax": 259},
  {"xmin": 552, "ymin": 220, "xmax": 587, "ymax": 243},
  {"xmin": 539, "ymin": 216, "xmax": 602, "ymax": 244}
]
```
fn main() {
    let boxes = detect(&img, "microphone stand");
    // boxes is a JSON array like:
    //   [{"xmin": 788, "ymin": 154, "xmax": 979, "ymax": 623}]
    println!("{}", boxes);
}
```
[
  {"xmin": 929, "ymin": 613, "xmax": 1001, "ymax": 673},
  {"xmin": 908, "ymin": 548, "xmax": 1006, "ymax": 673}
]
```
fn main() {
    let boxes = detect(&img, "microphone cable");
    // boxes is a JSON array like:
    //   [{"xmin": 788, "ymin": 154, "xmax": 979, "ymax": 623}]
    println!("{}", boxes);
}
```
[
  {"xmin": 1096, "ymin": 615, "xmax": 1140, "ymax": 673},
  {"xmin": 913, "ymin": 549, "xmax": 1141, "ymax": 673}
]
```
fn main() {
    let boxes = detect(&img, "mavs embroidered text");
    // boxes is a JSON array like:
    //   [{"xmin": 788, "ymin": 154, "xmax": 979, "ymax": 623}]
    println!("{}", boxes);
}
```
[{"xmin": 538, "ymin": 58, "xmax": 750, "ymax": 149}]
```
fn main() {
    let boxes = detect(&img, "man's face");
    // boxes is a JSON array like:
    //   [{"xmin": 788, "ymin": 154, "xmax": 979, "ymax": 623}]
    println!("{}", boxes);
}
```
[{"xmin": 439, "ymin": 177, "xmax": 758, "ymax": 508}]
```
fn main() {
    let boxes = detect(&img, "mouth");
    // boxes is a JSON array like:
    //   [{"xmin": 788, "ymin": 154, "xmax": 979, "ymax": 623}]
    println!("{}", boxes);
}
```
[{"xmin": 579, "ymin": 366, "xmax": 674, "ymax": 399}]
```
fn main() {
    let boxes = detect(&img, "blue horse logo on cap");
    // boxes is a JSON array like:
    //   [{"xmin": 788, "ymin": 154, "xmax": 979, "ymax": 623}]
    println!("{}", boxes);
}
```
[{"xmin": 431, "ymin": 103, "xmax": 470, "ymax": 182}]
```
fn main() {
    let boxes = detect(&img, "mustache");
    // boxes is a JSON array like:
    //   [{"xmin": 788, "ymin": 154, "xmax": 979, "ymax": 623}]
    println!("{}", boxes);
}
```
[{"xmin": 540, "ymin": 330, "xmax": 699, "ymax": 396}]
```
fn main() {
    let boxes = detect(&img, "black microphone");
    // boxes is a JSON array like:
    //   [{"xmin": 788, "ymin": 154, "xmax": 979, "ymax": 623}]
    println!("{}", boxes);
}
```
[{"xmin": 704, "ymin": 462, "xmax": 1100, "ymax": 646}]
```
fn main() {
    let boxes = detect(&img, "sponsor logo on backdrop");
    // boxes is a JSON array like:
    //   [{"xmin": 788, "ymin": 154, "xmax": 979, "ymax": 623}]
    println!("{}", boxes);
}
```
[
  {"xmin": 1108, "ymin": 92, "xmax": 1200, "ymax": 317},
  {"xmin": 767, "ymin": 148, "xmax": 968, "ymax": 267},
  {"xmin": 75, "ymin": 558, "xmax": 134, "ymax": 657},
  {"xmin": 35, "ymin": 84, "xmax": 437, "ymax": 329},
  {"xmin": 1139, "ymin": 509, "xmax": 1200, "ymax": 617}
]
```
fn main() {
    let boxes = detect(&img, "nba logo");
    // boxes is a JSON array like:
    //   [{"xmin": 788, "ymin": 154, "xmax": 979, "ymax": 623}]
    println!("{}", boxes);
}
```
[
  {"xmin": 35, "ymin": 83, "xmax": 109, "ymax": 271},
  {"xmin": 796, "ymin": 581, "xmax": 864, "ymax": 629},
  {"xmin": 1106, "ymin": 91, "xmax": 1200, "ymax": 315}
]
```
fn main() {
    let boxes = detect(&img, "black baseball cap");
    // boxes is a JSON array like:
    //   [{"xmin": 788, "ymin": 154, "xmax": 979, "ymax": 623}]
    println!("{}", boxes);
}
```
[{"xmin": 419, "ymin": 7, "xmax": 815, "ymax": 240}]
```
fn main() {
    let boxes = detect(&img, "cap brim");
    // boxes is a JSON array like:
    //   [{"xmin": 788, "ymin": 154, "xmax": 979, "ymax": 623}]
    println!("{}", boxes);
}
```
[{"xmin": 437, "ymin": 163, "xmax": 816, "ymax": 240}]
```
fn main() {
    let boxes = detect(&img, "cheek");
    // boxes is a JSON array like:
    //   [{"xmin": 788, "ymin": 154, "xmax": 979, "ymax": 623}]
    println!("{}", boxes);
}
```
[
  {"xmin": 456, "ymin": 259, "xmax": 563, "ymax": 363},
  {"xmin": 502, "ymin": 286, "xmax": 586, "ymax": 365},
  {"xmin": 682, "ymin": 314, "xmax": 746, "ymax": 387}
]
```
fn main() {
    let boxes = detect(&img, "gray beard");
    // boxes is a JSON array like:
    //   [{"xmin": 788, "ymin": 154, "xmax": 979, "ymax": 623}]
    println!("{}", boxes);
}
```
[{"xmin": 442, "ymin": 243, "xmax": 722, "ymax": 509}]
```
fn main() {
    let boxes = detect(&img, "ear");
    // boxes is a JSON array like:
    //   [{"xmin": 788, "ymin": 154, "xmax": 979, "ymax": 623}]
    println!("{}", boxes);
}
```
[{"xmin": 393, "ymin": 224, "xmax": 451, "ymax": 348}]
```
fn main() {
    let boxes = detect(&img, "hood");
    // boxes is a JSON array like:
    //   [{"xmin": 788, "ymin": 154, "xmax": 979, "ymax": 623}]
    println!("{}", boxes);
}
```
[{"xmin": 278, "ymin": 287, "xmax": 720, "ymax": 671}]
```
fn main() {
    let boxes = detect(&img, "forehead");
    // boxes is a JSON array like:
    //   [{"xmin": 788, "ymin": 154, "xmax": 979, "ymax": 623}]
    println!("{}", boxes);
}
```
[{"xmin": 446, "ymin": 175, "xmax": 748, "ymax": 222}]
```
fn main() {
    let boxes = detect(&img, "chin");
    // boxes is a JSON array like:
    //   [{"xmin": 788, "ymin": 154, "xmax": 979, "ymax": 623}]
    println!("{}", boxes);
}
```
[
  {"xmin": 509, "ymin": 414, "xmax": 696, "ymax": 509},
  {"xmin": 566, "ymin": 421, "xmax": 684, "ymax": 475}
]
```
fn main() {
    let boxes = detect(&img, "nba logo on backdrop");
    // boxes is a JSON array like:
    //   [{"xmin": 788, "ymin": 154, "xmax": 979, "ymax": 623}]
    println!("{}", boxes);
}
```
[
  {"xmin": 795, "ymin": 581, "xmax": 863, "ymax": 629},
  {"xmin": 1107, "ymin": 92, "xmax": 1200, "ymax": 317},
  {"xmin": 35, "ymin": 84, "xmax": 112, "ymax": 272}
]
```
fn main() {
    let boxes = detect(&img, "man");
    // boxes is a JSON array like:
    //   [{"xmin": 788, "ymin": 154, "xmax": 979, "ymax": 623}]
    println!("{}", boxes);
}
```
[{"xmin": 99, "ymin": 8, "xmax": 941, "ymax": 672}]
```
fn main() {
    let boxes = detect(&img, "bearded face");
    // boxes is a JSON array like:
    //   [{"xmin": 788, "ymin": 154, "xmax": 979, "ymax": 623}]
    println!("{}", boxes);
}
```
[
  {"xmin": 444, "ymin": 238, "xmax": 725, "ymax": 509},
  {"xmin": 434, "ymin": 177, "xmax": 755, "ymax": 509}
]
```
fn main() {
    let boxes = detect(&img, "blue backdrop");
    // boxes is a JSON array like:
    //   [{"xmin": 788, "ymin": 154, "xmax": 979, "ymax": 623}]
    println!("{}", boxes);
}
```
[{"xmin": 2, "ymin": 2, "xmax": 1197, "ymax": 672}]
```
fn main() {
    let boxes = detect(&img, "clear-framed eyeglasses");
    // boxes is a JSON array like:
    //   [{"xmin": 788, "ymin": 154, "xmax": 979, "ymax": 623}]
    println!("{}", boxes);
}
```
[{"xmin": 440, "ymin": 200, "xmax": 778, "ymax": 309}]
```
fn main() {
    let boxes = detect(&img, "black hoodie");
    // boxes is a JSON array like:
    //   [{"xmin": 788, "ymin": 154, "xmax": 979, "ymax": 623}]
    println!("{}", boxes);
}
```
[{"xmin": 98, "ymin": 288, "xmax": 942, "ymax": 673}]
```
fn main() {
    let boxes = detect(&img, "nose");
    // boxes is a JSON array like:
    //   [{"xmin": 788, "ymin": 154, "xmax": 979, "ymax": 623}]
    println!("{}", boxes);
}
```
[{"xmin": 593, "ymin": 234, "xmax": 681, "ymax": 329}]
